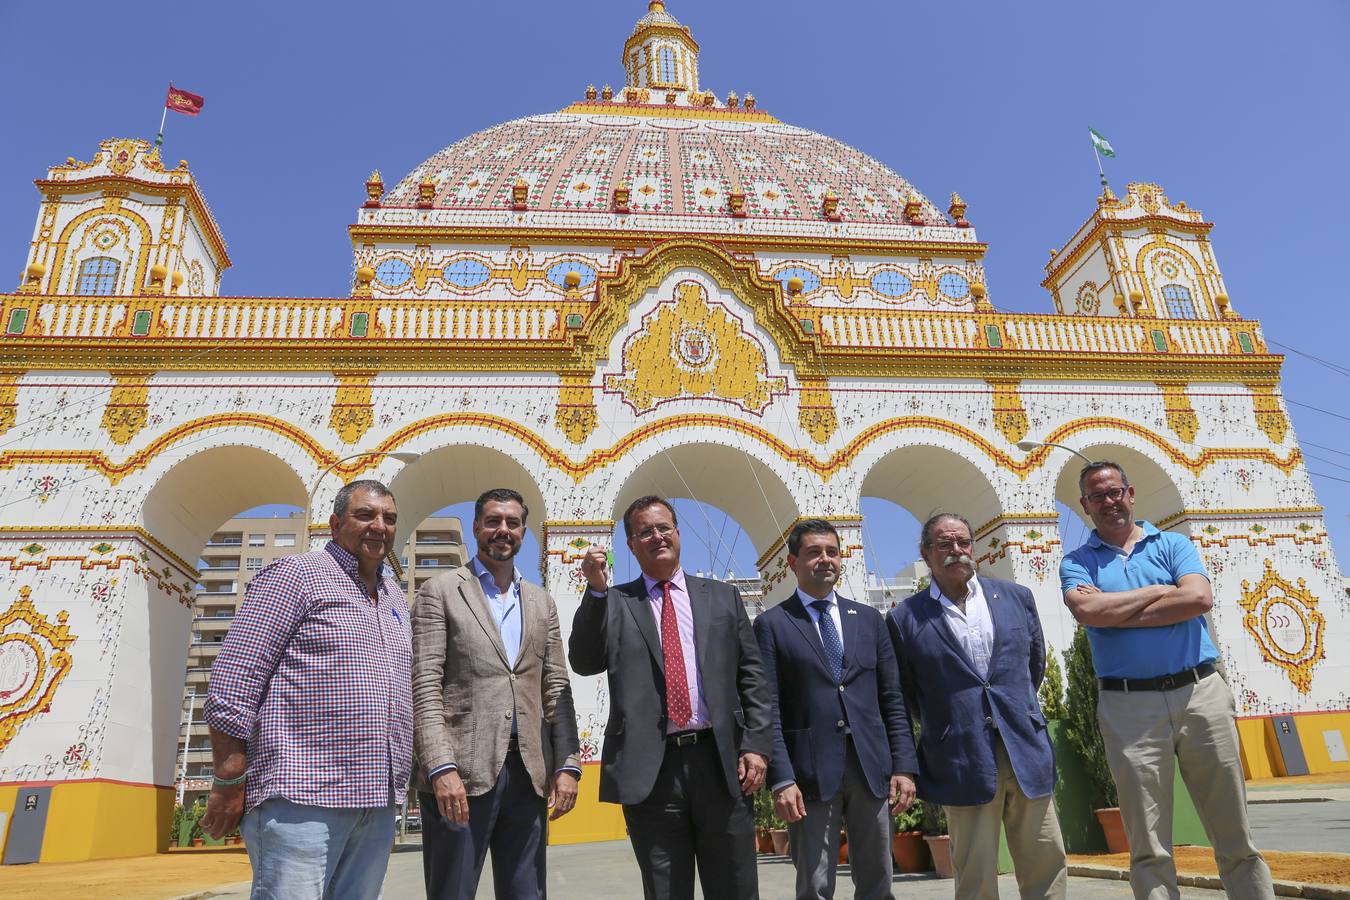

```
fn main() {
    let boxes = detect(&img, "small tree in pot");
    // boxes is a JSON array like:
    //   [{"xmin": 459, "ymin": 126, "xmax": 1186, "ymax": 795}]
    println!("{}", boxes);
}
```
[
  {"xmin": 892, "ymin": 798, "xmax": 930, "ymax": 873},
  {"xmin": 1062, "ymin": 626, "xmax": 1126, "ymax": 851}
]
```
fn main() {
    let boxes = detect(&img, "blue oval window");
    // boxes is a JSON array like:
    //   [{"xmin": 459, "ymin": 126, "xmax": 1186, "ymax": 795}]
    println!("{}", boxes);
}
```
[
  {"xmin": 870, "ymin": 270, "xmax": 912, "ymax": 298},
  {"xmin": 374, "ymin": 259, "xmax": 411, "ymax": 288},
  {"xmin": 938, "ymin": 273, "xmax": 970, "ymax": 299},
  {"xmin": 546, "ymin": 262, "xmax": 596, "ymax": 289},
  {"xmin": 444, "ymin": 258, "xmax": 491, "ymax": 289},
  {"xmin": 775, "ymin": 267, "xmax": 821, "ymax": 294}
]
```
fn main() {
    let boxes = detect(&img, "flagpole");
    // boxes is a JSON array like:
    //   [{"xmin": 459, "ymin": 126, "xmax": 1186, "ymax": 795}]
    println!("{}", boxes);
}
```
[
  {"xmin": 155, "ymin": 104, "xmax": 168, "ymax": 149},
  {"xmin": 1092, "ymin": 143, "xmax": 1108, "ymax": 193}
]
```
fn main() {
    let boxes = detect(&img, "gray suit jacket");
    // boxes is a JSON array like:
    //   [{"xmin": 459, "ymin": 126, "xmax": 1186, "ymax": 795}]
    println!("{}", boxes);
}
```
[
  {"xmin": 569, "ymin": 573, "xmax": 772, "ymax": 805},
  {"xmin": 412, "ymin": 564, "xmax": 581, "ymax": 798}
]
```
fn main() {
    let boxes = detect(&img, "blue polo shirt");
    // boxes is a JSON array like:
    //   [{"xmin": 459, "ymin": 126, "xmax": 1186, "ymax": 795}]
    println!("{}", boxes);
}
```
[{"xmin": 1059, "ymin": 521, "xmax": 1217, "ymax": 679}]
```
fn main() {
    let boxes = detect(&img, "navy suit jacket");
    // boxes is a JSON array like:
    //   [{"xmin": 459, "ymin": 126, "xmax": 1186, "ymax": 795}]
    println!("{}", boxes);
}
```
[
  {"xmin": 886, "ymin": 577, "xmax": 1055, "ymax": 806},
  {"xmin": 754, "ymin": 592, "xmax": 917, "ymax": 801}
]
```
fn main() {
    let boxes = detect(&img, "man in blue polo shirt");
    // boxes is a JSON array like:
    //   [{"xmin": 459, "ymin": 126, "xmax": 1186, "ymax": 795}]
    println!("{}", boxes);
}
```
[{"xmin": 1060, "ymin": 461, "xmax": 1272, "ymax": 900}]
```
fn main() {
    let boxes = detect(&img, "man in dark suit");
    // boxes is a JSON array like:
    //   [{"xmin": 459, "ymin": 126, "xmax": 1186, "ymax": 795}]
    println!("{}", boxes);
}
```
[
  {"xmin": 570, "ymin": 495, "xmax": 772, "ymax": 900},
  {"xmin": 887, "ymin": 513, "xmax": 1067, "ymax": 900},
  {"xmin": 754, "ymin": 519, "xmax": 918, "ymax": 900}
]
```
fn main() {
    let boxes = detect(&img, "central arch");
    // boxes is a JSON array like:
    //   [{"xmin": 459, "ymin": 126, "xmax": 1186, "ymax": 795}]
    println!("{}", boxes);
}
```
[{"xmin": 608, "ymin": 441, "xmax": 801, "ymax": 566}]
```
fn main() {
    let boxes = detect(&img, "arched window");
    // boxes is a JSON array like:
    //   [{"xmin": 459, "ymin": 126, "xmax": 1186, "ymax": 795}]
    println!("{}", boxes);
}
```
[
  {"xmin": 76, "ymin": 257, "xmax": 120, "ymax": 295},
  {"xmin": 659, "ymin": 47, "xmax": 676, "ymax": 85},
  {"xmin": 1161, "ymin": 284, "xmax": 1196, "ymax": 319}
]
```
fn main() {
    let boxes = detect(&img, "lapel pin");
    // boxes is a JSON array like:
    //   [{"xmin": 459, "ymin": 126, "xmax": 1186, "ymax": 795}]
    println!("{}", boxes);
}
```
[{"xmin": 846, "ymin": 609, "xmax": 858, "ymax": 615}]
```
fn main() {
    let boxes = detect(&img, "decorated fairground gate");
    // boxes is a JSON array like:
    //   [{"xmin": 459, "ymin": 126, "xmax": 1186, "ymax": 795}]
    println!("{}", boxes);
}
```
[{"xmin": 1, "ymin": 1, "xmax": 1346, "ymax": 862}]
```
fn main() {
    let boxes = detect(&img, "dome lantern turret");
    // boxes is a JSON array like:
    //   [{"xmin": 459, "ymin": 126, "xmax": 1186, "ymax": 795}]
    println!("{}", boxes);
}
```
[{"xmin": 623, "ymin": 1, "xmax": 700, "ymax": 93}]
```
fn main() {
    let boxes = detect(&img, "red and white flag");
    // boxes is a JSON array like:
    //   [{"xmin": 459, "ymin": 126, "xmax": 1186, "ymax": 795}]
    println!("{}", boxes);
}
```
[{"xmin": 165, "ymin": 84, "xmax": 204, "ymax": 116}]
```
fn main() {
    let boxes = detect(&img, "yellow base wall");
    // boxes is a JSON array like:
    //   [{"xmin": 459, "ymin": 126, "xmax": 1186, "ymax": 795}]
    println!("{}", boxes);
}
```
[
  {"xmin": 1237, "ymin": 718, "xmax": 1277, "ymax": 779},
  {"xmin": 0, "ymin": 781, "xmax": 172, "ymax": 863},
  {"xmin": 547, "ymin": 764, "xmax": 627, "ymax": 845},
  {"xmin": 1238, "ymin": 712, "xmax": 1350, "ymax": 778},
  {"xmin": 1293, "ymin": 712, "xmax": 1350, "ymax": 775}
]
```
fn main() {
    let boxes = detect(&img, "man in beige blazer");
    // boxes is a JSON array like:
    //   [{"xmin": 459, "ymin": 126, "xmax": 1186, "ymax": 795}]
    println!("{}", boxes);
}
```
[{"xmin": 413, "ymin": 488, "xmax": 582, "ymax": 900}]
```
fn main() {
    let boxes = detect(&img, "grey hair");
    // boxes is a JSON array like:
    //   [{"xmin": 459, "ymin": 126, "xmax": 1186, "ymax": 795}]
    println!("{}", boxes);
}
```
[
  {"xmin": 333, "ymin": 479, "xmax": 394, "ymax": 518},
  {"xmin": 918, "ymin": 512, "xmax": 973, "ymax": 552}
]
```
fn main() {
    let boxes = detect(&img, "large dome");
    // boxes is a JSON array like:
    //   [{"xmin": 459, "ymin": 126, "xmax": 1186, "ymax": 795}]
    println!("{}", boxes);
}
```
[{"xmin": 384, "ymin": 110, "xmax": 949, "ymax": 229}]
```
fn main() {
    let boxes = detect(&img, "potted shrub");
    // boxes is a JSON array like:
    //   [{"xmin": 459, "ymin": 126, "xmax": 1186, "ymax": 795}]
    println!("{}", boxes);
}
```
[
  {"xmin": 168, "ymin": 803, "xmax": 185, "ymax": 848},
  {"xmin": 183, "ymin": 798, "xmax": 206, "ymax": 847},
  {"xmin": 892, "ymin": 798, "xmax": 930, "ymax": 873},
  {"xmin": 1063, "ymin": 627, "xmax": 1127, "ymax": 852},
  {"xmin": 752, "ymin": 788, "xmax": 778, "ymax": 854},
  {"xmin": 920, "ymin": 797, "xmax": 953, "ymax": 878}
]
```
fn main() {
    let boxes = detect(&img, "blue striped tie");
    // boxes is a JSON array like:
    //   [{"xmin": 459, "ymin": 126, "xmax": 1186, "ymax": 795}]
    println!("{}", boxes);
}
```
[{"xmin": 811, "ymin": 600, "xmax": 844, "ymax": 683}]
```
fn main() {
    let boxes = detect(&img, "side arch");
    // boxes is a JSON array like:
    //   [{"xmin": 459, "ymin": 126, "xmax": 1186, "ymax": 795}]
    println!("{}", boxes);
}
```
[
  {"xmin": 1051, "ymin": 440, "xmax": 1187, "ymax": 531},
  {"xmin": 140, "ymin": 443, "xmax": 308, "ymax": 563},
  {"xmin": 386, "ymin": 442, "xmax": 550, "ymax": 557},
  {"xmin": 857, "ymin": 440, "xmax": 1006, "ymax": 538}
]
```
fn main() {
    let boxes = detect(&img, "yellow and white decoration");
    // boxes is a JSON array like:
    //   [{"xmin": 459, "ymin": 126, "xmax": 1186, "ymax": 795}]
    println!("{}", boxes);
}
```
[{"xmin": 0, "ymin": 1, "xmax": 1346, "ymax": 860}]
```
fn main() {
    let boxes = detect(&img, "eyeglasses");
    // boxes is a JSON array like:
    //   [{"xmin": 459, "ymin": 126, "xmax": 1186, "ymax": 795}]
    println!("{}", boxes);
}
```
[
  {"xmin": 633, "ymin": 523, "xmax": 676, "ymax": 542},
  {"xmin": 928, "ymin": 538, "xmax": 973, "ymax": 553},
  {"xmin": 1085, "ymin": 486, "xmax": 1128, "ymax": 505}
]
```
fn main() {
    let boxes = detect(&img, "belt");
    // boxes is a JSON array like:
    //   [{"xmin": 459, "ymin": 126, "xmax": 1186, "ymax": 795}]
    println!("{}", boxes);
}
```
[
  {"xmin": 666, "ymin": 729, "xmax": 711, "ymax": 747},
  {"xmin": 1099, "ymin": 662, "xmax": 1216, "ymax": 693}
]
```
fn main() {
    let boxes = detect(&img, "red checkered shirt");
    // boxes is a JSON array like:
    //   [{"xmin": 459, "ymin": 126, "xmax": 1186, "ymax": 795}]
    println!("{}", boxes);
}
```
[{"xmin": 205, "ymin": 541, "xmax": 413, "ymax": 811}]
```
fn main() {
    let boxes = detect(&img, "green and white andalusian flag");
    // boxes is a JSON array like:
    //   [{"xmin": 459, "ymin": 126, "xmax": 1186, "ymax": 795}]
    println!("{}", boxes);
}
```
[{"xmin": 1089, "ymin": 127, "xmax": 1116, "ymax": 158}]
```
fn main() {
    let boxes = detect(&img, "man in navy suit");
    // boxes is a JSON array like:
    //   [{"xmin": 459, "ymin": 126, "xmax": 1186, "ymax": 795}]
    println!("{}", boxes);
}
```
[
  {"xmin": 754, "ymin": 519, "xmax": 918, "ymax": 900},
  {"xmin": 887, "ymin": 513, "xmax": 1066, "ymax": 900}
]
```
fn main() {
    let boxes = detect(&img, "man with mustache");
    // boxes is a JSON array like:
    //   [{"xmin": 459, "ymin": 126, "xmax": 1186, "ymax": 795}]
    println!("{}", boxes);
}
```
[
  {"xmin": 887, "ymin": 513, "xmax": 1067, "ymax": 900},
  {"xmin": 754, "ymin": 519, "xmax": 918, "ymax": 900},
  {"xmin": 412, "ymin": 488, "xmax": 582, "ymax": 900},
  {"xmin": 1061, "ymin": 461, "xmax": 1272, "ymax": 899},
  {"xmin": 201, "ymin": 480, "xmax": 411, "ymax": 900}
]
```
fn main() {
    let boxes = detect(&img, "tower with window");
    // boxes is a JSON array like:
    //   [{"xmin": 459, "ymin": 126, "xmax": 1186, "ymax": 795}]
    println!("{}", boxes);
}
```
[
  {"xmin": 15, "ymin": 137, "xmax": 230, "ymax": 298},
  {"xmin": 623, "ymin": 0, "xmax": 700, "ymax": 92},
  {"xmin": 1043, "ymin": 181, "xmax": 1237, "ymax": 321}
]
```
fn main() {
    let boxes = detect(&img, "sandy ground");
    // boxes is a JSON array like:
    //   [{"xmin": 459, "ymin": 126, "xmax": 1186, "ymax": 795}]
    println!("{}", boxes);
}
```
[
  {"xmin": 0, "ymin": 847, "xmax": 251, "ymax": 899},
  {"xmin": 1069, "ymin": 847, "xmax": 1350, "ymax": 887}
]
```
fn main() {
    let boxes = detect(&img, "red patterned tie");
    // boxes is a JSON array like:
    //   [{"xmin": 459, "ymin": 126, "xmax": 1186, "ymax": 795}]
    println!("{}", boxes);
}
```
[{"xmin": 659, "ymin": 580, "xmax": 692, "ymax": 728}]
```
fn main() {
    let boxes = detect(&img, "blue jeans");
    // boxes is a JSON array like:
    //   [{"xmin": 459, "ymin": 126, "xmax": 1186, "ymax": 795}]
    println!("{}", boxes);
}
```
[{"xmin": 241, "ymin": 797, "xmax": 395, "ymax": 900}]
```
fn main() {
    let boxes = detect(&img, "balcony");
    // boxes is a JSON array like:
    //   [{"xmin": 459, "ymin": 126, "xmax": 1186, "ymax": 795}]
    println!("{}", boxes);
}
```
[
  {"xmin": 205, "ymin": 536, "xmax": 243, "ymax": 547},
  {"xmin": 198, "ymin": 562, "xmax": 241, "ymax": 572}
]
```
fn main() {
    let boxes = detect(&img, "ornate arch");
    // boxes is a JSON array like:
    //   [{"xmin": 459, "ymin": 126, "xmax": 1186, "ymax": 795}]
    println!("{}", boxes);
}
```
[{"xmin": 52, "ymin": 203, "xmax": 154, "ymax": 296}]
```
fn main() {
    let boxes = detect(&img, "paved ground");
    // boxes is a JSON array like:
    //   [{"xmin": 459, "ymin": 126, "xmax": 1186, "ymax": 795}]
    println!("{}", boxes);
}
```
[
  {"xmin": 201, "ymin": 791, "xmax": 1350, "ymax": 899},
  {"xmin": 206, "ymin": 839, "xmax": 1233, "ymax": 898}
]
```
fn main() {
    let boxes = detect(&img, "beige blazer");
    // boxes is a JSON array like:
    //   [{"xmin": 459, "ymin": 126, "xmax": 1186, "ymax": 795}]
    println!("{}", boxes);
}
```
[{"xmin": 412, "ymin": 564, "xmax": 581, "ymax": 798}]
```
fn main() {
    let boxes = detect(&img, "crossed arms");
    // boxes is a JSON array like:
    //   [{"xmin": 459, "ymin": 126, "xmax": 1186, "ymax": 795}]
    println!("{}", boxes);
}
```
[{"xmin": 1062, "ymin": 573, "xmax": 1212, "ymax": 628}]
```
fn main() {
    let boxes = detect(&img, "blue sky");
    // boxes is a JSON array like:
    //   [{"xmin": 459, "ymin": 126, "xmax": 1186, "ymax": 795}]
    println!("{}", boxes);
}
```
[{"xmin": 3, "ymin": 1, "xmax": 1347, "ymax": 583}]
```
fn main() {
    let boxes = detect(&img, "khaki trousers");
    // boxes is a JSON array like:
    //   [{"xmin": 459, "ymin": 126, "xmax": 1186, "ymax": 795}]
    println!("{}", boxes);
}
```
[
  {"xmin": 1096, "ymin": 671, "xmax": 1273, "ymax": 900},
  {"xmin": 944, "ymin": 740, "xmax": 1067, "ymax": 900}
]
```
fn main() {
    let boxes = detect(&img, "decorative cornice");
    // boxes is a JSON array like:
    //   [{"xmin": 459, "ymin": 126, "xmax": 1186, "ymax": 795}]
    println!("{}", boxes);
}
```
[
  {"xmin": 35, "ymin": 175, "xmax": 232, "ymax": 270},
  {"xmin": 0, "ymin": 411, "xmax": 1304, "ymax": 489},
  {"xmin": 560, "ymin": 100, "xmax": 773, "ymax": 123},
  {"xmin": 1042, "ymin": 213, "xmax": 1212, "ymax": 286},
  {"xmin": 0, "ymin": 524, "xmax": 199, "ymax": 579},
  {"xmin": 347, "ymin": 223, "xmax": 985, "ymax": 257}
]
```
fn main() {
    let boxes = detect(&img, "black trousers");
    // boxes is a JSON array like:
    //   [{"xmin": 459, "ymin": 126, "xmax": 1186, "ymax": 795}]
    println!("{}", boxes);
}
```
[
  {"xmin": 622, "ymin": 734, "xmax": 759, "ymax": 900},
  {"xmin": 420, "ymin": 750, "xmax": 548, "ymax": 900}
]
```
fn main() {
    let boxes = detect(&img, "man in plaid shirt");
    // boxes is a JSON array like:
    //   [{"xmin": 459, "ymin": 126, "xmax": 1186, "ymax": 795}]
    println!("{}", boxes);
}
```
[{"xmin": 201, "ymin": 479, "xmax": 412, "ymax": 899}]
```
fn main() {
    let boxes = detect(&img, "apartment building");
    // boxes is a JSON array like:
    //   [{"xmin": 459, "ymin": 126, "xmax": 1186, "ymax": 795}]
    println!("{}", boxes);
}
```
[{"xmin": 176, "ymin": 513, "xmax": 468, "ymax": 804}]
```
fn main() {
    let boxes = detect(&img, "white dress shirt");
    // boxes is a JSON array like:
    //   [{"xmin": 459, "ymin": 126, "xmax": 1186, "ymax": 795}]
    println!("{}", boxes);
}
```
[
  {"xmin": 796, "ymin": 588, "xmax": 845, "ymax": 650},
  {"xmin": 932, "ymin": 577, "xmax": 994, "ymax": 679}
]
